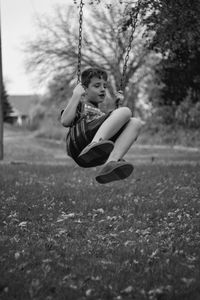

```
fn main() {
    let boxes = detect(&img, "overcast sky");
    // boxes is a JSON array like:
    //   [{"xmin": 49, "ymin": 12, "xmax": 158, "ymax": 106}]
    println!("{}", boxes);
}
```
[{"xmin": 1, "ymin": 0, "xmax": 72, "ymax": 95}]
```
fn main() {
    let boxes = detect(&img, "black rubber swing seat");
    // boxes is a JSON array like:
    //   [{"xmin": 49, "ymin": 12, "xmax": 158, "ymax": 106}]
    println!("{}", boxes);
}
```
[{"xmin": 78, "ymin": 140, "xmax": 114, "ymax": 167}]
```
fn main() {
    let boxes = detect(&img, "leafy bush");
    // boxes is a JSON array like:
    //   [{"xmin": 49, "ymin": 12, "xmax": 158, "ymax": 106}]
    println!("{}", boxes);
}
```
[
  {"xmin": 27, "ymin": 104, "xmax": 46, "ymax": 131},
  {"xmin": 35, "ymin": 119, "xmax": 67, "ymax": 141},
  {"xmin": 188, "ymin": 102, "xmax": 200, "ymax": 128},
  {"xmin": 151, "ymin": 106, "xmax": 176, "ymax": 125},
  {"xmin": 33, "ymin": 105, "xmax": 68, "ymax": 140},
  {"xmin": 175, "ymin": 91, "xmax": 200, "ymax": 128}
]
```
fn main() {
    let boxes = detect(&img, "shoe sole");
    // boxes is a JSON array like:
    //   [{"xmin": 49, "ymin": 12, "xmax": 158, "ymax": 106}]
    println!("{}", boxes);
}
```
[
  {"xmin": 96, "ymin": 163, "xmax": 134, "ymax": 184},
  {"xmin": 78, "ymin": 141, "xmax": 114, "ymax": 167}
]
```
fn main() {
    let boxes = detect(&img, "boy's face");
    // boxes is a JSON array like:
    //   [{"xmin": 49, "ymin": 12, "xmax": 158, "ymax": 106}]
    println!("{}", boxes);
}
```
[{"xmin": 85, "ymin": 77, "xmax": 107, "ymax": 104}]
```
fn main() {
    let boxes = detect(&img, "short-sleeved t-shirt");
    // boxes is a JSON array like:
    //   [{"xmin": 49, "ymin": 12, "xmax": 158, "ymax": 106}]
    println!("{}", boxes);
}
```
[
  {"xmin": 73, "ymin": 101, "xmax": 105, "ymax": 125},
  {"xmin": 83, "ymin": 102, "xmax": 105, "ymax": 122}
]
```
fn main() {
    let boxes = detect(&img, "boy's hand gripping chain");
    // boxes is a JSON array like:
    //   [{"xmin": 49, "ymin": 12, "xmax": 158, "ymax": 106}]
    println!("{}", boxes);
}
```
[{"xmin": 115, "ymin": 90, "xmax": 124, "ymax": 108}]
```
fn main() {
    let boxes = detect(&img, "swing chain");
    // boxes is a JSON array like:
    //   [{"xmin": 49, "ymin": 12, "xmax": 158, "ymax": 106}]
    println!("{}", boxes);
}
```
[
  {"xmin": 77, "ymin": 0, "xmax": 84, "ymax": 83},
  {"xmin": 120, "ymin": 4, "xmax": 140, "ymax": 91}
]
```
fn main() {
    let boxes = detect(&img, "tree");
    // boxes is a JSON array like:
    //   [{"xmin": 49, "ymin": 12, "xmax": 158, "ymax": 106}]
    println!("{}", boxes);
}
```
[
  {"xmin": 0, "ymin": 12, "xmax": 3, "ymax": 160},
  {"xmin": 138, "ymin": 0, "xmax": 200, "ymax": 108},
  {"xmin": 2, "ymin": 83, "xmax": 13, "ymax": 121},
  {"xmin": 24, "ymin": 2, "xmax": 156, "ymax": 111},
  {"xmin": 104, "ymin": 0, "xmax": 200, "ymax": 126},
  {"xmin": 74, "ymin": 0, "xmax": 200, "ymax": 110}
]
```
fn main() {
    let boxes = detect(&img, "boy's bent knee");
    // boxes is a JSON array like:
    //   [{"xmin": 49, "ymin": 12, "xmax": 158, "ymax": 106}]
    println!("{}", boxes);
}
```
[
  {"xmin": 130, "ymin": 117, "xmax": 145, "ymax": 130},
  {"xmin": 115, "ymin": 107, "xmax": 132, "ymax": 120}
]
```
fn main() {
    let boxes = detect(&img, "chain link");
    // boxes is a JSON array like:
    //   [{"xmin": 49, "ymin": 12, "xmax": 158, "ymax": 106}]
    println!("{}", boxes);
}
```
[
  {"xmin": 77, "ymin": 0, "xmax": 84, "ymax": 83},
  {"xmin": 120, "ymin": 3, "xmax": 140, "ymax": 91}
]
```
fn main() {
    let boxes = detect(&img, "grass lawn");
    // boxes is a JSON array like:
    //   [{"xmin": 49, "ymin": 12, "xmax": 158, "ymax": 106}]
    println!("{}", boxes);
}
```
[{"xmin": 0, "ymin": 162, "xmax": 200, "ymax": 300}]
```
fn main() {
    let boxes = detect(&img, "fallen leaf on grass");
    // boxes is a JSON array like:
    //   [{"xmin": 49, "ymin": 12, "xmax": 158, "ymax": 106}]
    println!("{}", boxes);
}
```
[
  {"xmin": 42, "ymin": 259, "xmax": 52, "ymax": 263},
  {"xmin": 70, "ymin": 284, "xmax": 78, "ymax": 290},
  {"xmin": 56, "ymin": 212, "xmax": 75, "ymax": 222},
  {"xmin": 148, "ymin": 285, "xmax": 173, "ymax": 300},
  {"xmin": 121, "ymin": 286, "xmax": 134, "ymax": 294},
  {"xmin": 3, "ymin": 287, "xmax": 9, "ymax": 293},
  {"xmin": 107, "ymin": 216, "xmax": 118, "ymax": 221},
  {"xmin": 181, "ymin": 277, "xmax": 195, "ymax": 287},
  {"xmin": 100, "ymin": 259, "xmax": 113, "ymax": 265},
  {"xmin": 124, "ymin": 240, "xmax": 135, "ymax": 247},
  {"xmin": 18, "ymin": 221, "xmax": 27, "ymax": 227},
  {"xmin": 91, "ymin": 276, "xmax": 101, "ymax": 281},
  {"xmin": 29, "ymin": 279, "xmax": 41, "ymax": 298},
  {"xmin": 93, "ymin": 208, "xmax": 104, "ymax": 214},
  {"xmin": 86, "ymin": 289, "xmax": 93, "ymax": 296},
  {"xmin": 149, "ymin": 249, "xmax": 159, "ymax": 258},
  {"xmin": 110, "ymin": 233, "xmax": 118, "ymax": 238},
  {"xmin": 14, "ymin": 252, "xmax": 20, "ymax": 260}
]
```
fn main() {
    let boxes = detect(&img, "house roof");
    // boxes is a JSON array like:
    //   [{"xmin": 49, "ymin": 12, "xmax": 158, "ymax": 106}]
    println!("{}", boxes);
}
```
[{"xmin": 8, "ymin": 95, "xmax": 39, "ymax": 116}]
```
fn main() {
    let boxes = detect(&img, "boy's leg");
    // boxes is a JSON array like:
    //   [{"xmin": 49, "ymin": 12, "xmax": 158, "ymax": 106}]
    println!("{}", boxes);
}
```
[
  {"xmin": 78, "ymin": 107, "xmax": 132, "ymax": 165},
  {"xmin": 92, "ymin": 107, "xmax": 132, "ymax": 142},
  {"xmin": 95, "ymin": 117, "xmax": 144, "ymax": 184},
  {"xmin": 107, "ymin": 117, "xmax": 144, "ymax": 162}
]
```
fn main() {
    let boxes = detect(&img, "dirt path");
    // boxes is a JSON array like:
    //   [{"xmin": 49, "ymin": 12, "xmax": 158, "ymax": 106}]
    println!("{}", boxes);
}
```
[{"xmin": 2, "ymin": 125, "xmax": 200, "ymax": 165}]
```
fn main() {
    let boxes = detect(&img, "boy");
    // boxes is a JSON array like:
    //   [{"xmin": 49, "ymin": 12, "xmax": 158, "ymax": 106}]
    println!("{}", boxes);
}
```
[{"xmin": 61, "ymin": 67, "xmax": 144, "ymax": 184}]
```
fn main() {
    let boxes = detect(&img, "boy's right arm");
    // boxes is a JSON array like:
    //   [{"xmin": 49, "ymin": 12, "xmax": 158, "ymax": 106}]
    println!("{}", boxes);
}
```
[{"xmin": 61, "ymin": 84, "xmax": 85, "ymax": 127}]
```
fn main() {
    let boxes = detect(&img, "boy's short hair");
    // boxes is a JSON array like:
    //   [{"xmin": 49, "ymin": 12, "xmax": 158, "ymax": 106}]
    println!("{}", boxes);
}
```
[{"xmin": 81, "ymin": 67, "xmax": 108, "ymax": 88}]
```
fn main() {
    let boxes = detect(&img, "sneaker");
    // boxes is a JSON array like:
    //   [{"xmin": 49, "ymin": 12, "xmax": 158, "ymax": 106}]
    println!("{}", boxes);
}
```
[
  {"xmin": 78, "ymin": 140, "xmax": 114, "ymax": 167},
  {"xmin": 95, "ymin": 160, "xmax": 134, "ymax": 184}
]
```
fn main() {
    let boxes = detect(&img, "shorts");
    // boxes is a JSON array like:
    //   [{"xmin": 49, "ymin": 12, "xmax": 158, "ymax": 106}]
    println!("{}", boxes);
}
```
[{"xmin": 66, "ymin": 112, "xmax": 126, "ymax": 168}]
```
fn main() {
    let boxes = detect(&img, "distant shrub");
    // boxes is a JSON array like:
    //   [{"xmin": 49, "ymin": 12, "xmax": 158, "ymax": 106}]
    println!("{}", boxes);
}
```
[
  {"xmin": 188, "ymin": 102, "xmax": 200, "ymax": 128},
  {"xmin": 149, "ymin": 90, "xmax": 200, "ymax": 129},
  {"xmin": 151, "ymin": 106, "xmax": 176, "ymax": 125},
  {"xmin": 175, "ymin": 93, "xmax": 200, "ymax": 128},
  {"xmin": 27, "ymin": 104, "xmax": 46, "ymax": 131},
  {"xmin": 33, "ymin": 105, "xmax": 68, "ymax": 141},
  {"xmin": 35, "ymin": 124, "xmax": 67, "ymax": 141}
]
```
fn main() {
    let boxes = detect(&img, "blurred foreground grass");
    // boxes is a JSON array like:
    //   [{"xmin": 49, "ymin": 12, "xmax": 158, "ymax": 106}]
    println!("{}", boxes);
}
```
[{"xmin": 0, "ymin": 163, "xmax": 200, "ymax": 300}]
